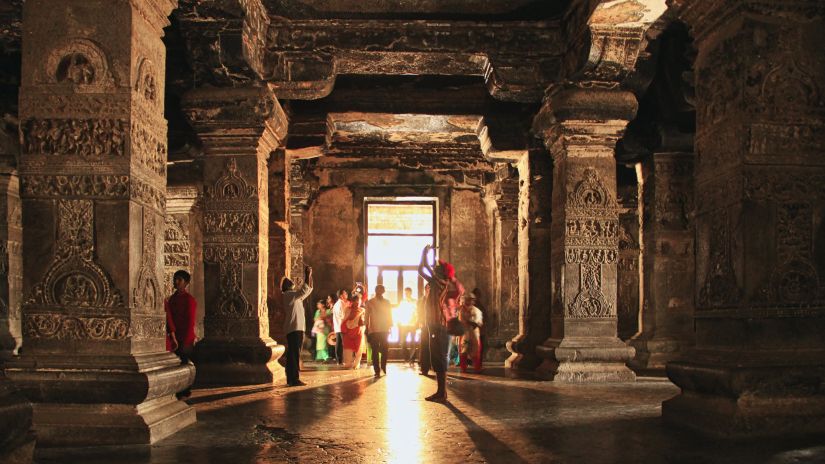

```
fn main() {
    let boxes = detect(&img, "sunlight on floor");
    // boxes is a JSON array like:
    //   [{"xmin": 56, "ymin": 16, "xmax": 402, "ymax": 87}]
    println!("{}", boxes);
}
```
[{"xmin": 383, "ymin": 367, "xmax": 425, "ymax": 464}]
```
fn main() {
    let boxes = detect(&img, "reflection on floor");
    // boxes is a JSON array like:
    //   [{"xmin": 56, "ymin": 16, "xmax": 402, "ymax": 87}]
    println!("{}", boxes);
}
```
[{"xmin": 36, "ymin": 364, "xmax": 825, "ymax": 463}]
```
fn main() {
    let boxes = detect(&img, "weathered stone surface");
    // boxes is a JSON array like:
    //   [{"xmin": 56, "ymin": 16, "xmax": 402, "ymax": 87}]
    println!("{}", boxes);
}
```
[
  {"xmin": 662, "ymin": 0, "xmax": 825, "ymax": 437},
  {"xmin": 5, "ymin": 0, "xmax": 196, "ymax": 447},
  {"xmin": 183, "ymin": 86, "xmax": 287, "ymax": 385}
]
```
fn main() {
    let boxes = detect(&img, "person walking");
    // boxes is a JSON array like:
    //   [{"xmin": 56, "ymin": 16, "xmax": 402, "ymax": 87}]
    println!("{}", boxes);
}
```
[
  {"xmin": 282, "ymin": 266, "xmax": 314, "ymax": 387},
  {"xmin": 332, "ymin": 289, "xmax": 348, "ymax": 365},
  {"xmin": 366, "ymin": 285, "xmax": 393, "ymax": 377}
]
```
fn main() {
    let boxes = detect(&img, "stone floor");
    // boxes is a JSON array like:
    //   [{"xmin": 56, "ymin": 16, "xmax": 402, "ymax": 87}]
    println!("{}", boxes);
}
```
[{"xmin": 36, "ymin": 363, "xmax": 825, "ymax": 464}]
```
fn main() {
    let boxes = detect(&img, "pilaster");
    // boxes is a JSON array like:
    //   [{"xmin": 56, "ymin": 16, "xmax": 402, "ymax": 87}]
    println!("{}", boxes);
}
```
[
  {"xmin": 183, "ymin": 86, "xmax": 287, "ymax": 385},
  {"xmin": 664, "ymin": 0, "xmax": 825, "ymax": 437},
  {"xmin": 165, "ymin": 185, "xmax": 204, "ymax": 340},
  {"xmin": 532, "ymin": 86, "xmax": 637, "ymax": 382},
  {"xmin": 5, "ymin": 0, "xmax": 196, "ymax": 446}
]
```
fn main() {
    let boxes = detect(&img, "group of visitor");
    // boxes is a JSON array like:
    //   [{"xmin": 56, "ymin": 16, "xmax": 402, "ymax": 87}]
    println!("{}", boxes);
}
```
[{"xmin": 162, "ymin": 242, "xmax": 487, "ymax": 400}]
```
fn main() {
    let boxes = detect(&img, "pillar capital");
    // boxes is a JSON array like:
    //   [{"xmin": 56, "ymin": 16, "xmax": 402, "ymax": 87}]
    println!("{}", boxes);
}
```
[
  {"xmin": 182, "ymin": 86, "xmax": 288, "ymax": 158},
  {"xmin": 533, "ymin": 86, "xmax": 638, "ymax": 159}
]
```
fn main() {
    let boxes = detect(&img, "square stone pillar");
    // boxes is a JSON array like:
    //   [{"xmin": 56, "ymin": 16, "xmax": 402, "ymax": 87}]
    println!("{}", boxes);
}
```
[
  {"xmin": 165, "ymin": 186, "xmax": 205, "ymax": 340},
  {"xmin": 664, "ymin": 1, "xmax": 825, "ymax": 437},
  {"xmin": 5, "ymin": 0, "xmax": 197, "ymax": 446},
  {"xmin": 506, "ymin": 150, "xmax": 553, "ymax": 371},
  {"xmin": 183, "ymin": 87, "xmax": 287, "ymax": 385},
  {"xmin": 532, "ymin": 86, "xmax": 637, "ymax": 382},
  {"xmin": 629, "ymin": 152, "xmax": 694, "ymax": 372}
]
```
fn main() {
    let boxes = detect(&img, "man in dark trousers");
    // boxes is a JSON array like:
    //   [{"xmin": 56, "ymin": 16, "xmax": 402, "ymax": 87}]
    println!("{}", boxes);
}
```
[
  {"xmin": 281, "ymin": 265, "xmax": 314, "ymax": 387},
  {"xmin": 366, "ymin": 285, "xmax": 393, "ymax": 377},
  {"xmin": 165, "ymin": 270, "xmax": 197, "ymax": 399}
]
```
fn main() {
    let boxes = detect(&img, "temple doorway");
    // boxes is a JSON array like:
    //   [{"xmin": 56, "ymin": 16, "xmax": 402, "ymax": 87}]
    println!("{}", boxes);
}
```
[{"xmin": 364, "ymin": 197, "xmax": 437, "ymax": 345}]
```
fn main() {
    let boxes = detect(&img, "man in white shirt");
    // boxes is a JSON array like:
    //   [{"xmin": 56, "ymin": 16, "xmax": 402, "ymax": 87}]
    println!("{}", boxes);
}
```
[
  {"xmin": 282, "ymin": 266, "xmax": 313, "ymax": 386},
  {"xmin": 331, "ymin": 288, "xmax": 348, "ymax": 365},
  {"xmin": 366, "ymin": 285, "xmax": 393, "ymax": 377}
]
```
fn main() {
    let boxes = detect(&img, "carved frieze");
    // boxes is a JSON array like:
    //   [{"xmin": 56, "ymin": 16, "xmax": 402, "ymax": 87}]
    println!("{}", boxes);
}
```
[
  {"xmin": 203, "ymin": 245, "xmax": 259, "ymax": 264},
  {"xmin": 130, "ymin": 119, "xmax": 167, "ymax": 177},
  {"xmin": 24, "ymin": 314, "xmax": 129, "ymax": 340},
  {"xmin": 131, "ymin": 177, "xmax": 166, "ymax": 212},
  {"xmin": 27, "ymin": 200, "xmax": 125, "ymax": 310},
  {"xmin": 203, "ymin": 212, "xmax": 258, "ymax": 235},
  {"xmin": 130, "ymin": 315, "xmax": 166, "ymax": 341},
  {"xmin": 22, "ymin": 119, "xmax": 128, "ymax": 158},
  {"xmin": 21, "ymin": 175, "xmax": 130, "ymax": 198}
]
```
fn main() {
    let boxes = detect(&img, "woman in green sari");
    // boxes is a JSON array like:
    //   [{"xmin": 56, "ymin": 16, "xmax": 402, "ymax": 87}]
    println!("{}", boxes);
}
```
[{"xmin": 312, "ymin": 299, "xmax": 330, "ymax": 361}]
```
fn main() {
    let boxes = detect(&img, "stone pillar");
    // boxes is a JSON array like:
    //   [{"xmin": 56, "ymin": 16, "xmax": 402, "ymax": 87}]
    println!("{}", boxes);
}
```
[
  {"xmin": 663, "ymin": 0, "xmax": 825, "ymax": 437},
  {"xmin": 165, "ymin": 186, "xmax": 205, "ymax": 340},
  {"xmin": 487, "ymin": 175, "xmax": 519, "ymax": 361},
  {"xmin": 532, "ymin": 86, "xmax": 637, "ymax": 382},
  {"xmin": 616, "ymin": 178, "xmax": 641, "ymax": 340},
  {"xmin": 0, "ymin": 170, "xmax": 22, "ymax": 361},
  {"xmin": 267, "ymin": 148, "xmax": 290, "ymax": 343},
  {"xmin": 629, "ymin": 152, "xmax": 694, "ymax": 372},
  {"xmin": 0, "ymin": 123, "xmax": 33, "ymax": 464},
  {"xmin": 5, "ymin": 0, "xmax": 196, "ymax": 446},
  {"xmin": 506, "ymin": 151, "xmax": 552, "ymax": 371},
  {"xmin": 183, "ymin": 87, "xmax": 287, "ymax": 385}
]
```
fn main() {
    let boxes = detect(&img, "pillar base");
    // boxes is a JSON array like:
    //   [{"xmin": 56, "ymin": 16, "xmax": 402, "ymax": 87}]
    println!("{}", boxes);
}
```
[
  {"xmin": 628, "ymin": 336, "xmax": 690, "ymax": 374},
  {"xmin": 663, "ymin": 358, "xmax": 825, "ymax": 438},
  {"xmin": 30, "ymin": 397, "xmax": 195, "ymax": 447},
  {"xmin": 505, "ymin": 335, "xmax": 543, "ymax": 372},
  {"xmin": 0, "ymin": 377, "xmax": 34, "ymax": 464},
  {"xmin": 535, "ymin": 337, "xmax": 636, "ymax": 382},
  {"xmin": 5, "ymin": 353, "xmax": 196, "ymax": 447},
  {"xmin": 193, "ymin": 338, "xmax": 285, "ymax": 385}
]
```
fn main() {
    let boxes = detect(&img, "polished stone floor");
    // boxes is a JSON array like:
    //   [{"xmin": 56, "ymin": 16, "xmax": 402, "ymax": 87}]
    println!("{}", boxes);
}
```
[{"xmin": 37, "ymin": 364, "xmax": 825, "ymax": 464}]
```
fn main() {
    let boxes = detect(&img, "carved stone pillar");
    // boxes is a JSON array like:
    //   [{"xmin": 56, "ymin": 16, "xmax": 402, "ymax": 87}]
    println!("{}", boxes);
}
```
[
  {"xmin": 183, "ymin": 87, "xmax": 287, "ymax": 385},
  {"xmin": 663, "ymin": 0, "xmax": 825, "ymax": 437},
  {"xmin": 165, "ymin": 186, "xmax": 204, "ymax": 340},
  {"xmin": 629, "ymin": 152, "xmax": 694, "ymax": 372},
  {"xmin": 0, "ymin": 170, "xmax": 22, "ymax": 361},
  {"xmin": 5, "ymin": 0, "xmax": 196, "ymax": 446},
  {"xmin": 532, "ymin": 86, "xmax": 637, "ymax": 382},
  {"xmin": 267, "ymin": 149, "xmax": 290, "ymax": 343},
  {"xmin": 506, "ymin": 151, "xmax": 552, "ymax": 371}
]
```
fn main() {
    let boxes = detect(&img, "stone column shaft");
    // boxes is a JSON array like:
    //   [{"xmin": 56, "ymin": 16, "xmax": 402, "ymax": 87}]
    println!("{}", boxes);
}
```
[
  {"xmin": 630, "ymin": 152, "xmax": 694, "ymax": 372},
  {"xmin": 663, "ymin": 0, "xmax": 825, "ymax": 437},
  {"xmin": 267, "ymin": 149, "xmax": 290, "ymax": 343},
  {"xmin": 506, "ymin": 150, "xmax": 552, "ymax": 371},
  {"xmin": 533, "ymin": 86, "xmax": 637, "ymax": 382},
  {"xmin": 5, "ymin": 0, "xmax": 196, "ymax": 446},
  {"xmin": 183, "ymin": 86, "xmax": 287, "ymax": 385}
]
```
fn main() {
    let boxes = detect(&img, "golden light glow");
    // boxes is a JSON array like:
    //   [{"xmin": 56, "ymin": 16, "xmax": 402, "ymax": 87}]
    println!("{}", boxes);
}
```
[
  {"xmin": 383, "ymin": 367, "xmax": 425, "ymax": 463},
  {"xmin": 367, "ymin": 204, "xmax": 433, "ymax": 234}
]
